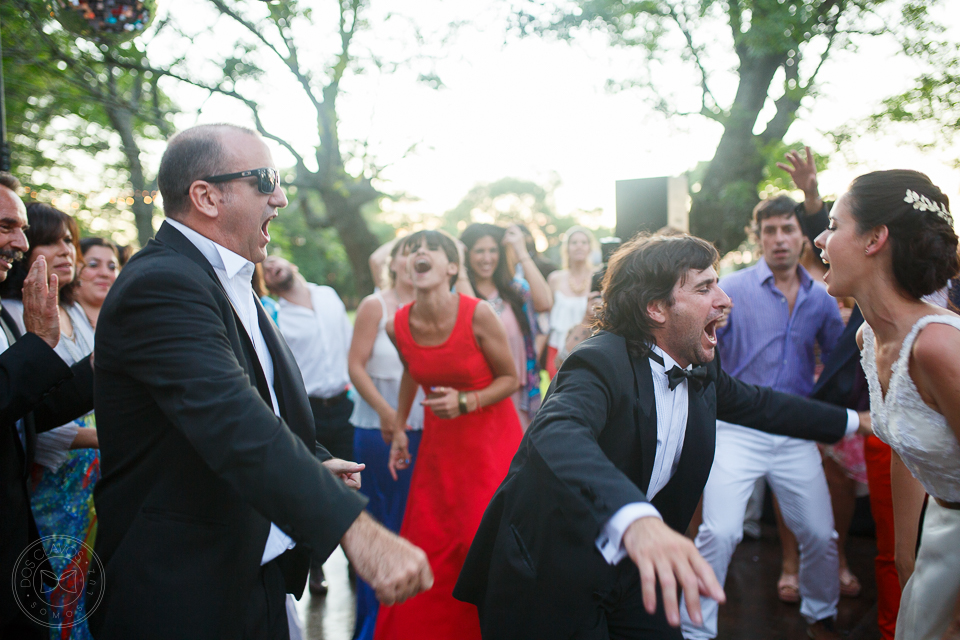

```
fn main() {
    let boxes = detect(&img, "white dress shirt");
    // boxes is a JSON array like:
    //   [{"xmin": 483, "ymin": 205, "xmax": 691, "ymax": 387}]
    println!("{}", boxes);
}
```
[
  {"xmin": 595, "ymin": 344, "xmax": 861, "ymax": 564},
  {"xmin": 595, "ymin": 345, "xmax": 689, "ymax": 564},
  {"xmin": 166, "ymin": 219, "xmax": 295, "ymax": 565},
  {"xmin": 277, "ymin": 284, "xmax": 352, "ymax": 399}
]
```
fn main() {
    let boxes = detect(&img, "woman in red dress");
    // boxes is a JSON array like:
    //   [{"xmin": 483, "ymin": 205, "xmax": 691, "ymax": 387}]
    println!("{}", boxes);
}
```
[{"xmin": 375, "ymin": 230, "xmax": 523, "ymax": 640}]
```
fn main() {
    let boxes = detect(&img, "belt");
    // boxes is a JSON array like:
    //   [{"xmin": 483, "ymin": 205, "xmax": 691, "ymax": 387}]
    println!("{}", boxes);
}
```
[
  {"xmin": 310, "ymin": 390, "xmax": 349, "ymax": 407},
  {"xmin": 934, "ymin": 497, "xmax": 960, "ymax": 511}
]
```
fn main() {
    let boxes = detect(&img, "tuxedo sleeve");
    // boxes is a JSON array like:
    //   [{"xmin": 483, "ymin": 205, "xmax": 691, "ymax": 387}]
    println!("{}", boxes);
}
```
[
  {"xmin": 714, "ymin": 361, "xmax": 847, "ymax": 443},
  {"xmin": 0, "ymin": 332, "xmax": 91, "ymax": 429},
  {"xmin": 103, "ymin": 268, "xmax": 366, "ymax": 559},
  {"xmin": 526, "ymin": 343, "xmax": 648, "ymax": 536}
]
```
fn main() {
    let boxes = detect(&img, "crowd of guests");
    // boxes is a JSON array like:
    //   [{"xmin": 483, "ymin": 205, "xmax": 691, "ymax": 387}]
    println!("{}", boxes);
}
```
[{"xmin": 1, "ymin": 131, "xmax": 959, "ymax": 640}]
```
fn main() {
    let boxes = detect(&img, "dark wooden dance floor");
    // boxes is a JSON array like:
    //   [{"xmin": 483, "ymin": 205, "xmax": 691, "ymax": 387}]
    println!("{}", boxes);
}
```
[{"xmin": 296, "ymin": 524, "xmax": 880, "ymax": 640}]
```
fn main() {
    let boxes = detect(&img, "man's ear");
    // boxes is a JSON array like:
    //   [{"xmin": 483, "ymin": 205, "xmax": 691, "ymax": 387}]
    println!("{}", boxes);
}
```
[
  {"xmin": 647, "ymin": 299, "xmax": 666, "ymax": 324},
  {"xmin": 864, "ymin": 225, "xmax": 889, "ymax": 257},
  {"xmin": 187, "ymin": 181, "xmax": 222, "ymax": 221}
]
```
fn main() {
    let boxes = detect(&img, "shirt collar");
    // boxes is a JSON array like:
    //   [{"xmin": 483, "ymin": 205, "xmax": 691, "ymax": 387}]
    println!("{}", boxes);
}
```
[
  {"xmin": 650, "ymin": 344, "xmax": 687, "ymax": 374},
  {"xmin": 756, "ymin": 257, "xmax": 813, "ymax": 291},
  {"xmin": 166, "ymin": 218, "xmax": 254, "ymax": 281}
]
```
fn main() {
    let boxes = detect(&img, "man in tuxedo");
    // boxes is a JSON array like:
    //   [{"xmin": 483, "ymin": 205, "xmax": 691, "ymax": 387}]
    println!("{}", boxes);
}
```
[
  {"xmin": 1, "ymin": 172, "xmax": 95, "ymax": 639},
  {"xmin": 454, "ymin": 233, "xmax": 868, "ymax": 640},
  {"xmin": 91, "ymin": 124, "xmax": 432, "ymax": 640}
]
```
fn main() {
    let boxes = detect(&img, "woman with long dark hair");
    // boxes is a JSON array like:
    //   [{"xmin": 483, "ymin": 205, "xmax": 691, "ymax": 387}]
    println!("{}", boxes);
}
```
[
  {"xmin": 460, "ymin": 223, "xmax": 551, "ymax": 429},
  {"xmin": 374, "ymin": 229, "xmax": 521, "ymax": 640},
  {"xmin": 0, "ymin": 203, "xmax": 98, "ymax": 640},
  {"xmin": 816, "ymin": 170, "xmax": 960, "ymax": 639}
]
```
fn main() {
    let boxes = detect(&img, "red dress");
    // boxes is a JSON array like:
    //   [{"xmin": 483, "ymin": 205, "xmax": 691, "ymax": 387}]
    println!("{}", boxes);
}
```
[{"xmin": 374, "ymin": 294, "xmax": 523, "ymax": 640}]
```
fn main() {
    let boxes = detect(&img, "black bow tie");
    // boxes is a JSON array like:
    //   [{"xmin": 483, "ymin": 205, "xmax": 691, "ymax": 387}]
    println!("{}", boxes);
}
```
[{"xmin": 648, "ymin": 351, "xmax": 708, "ymax": 391}]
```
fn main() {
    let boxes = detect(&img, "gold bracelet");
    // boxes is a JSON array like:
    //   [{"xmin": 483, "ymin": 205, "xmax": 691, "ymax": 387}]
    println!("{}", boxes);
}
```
[{"xmin": 457, "ymin": 391, "xmax": 468, "ymax": 415}]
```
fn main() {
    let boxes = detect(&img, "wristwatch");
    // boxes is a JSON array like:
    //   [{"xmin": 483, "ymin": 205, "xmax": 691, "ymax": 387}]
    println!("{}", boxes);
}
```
[{"xmin": 457, "ymin": 391, "xmax": 469, "ymax": 415}]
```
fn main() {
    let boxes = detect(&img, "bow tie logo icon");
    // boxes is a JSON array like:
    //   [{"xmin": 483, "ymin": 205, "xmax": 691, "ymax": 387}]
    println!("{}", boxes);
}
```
[{"xmin": 39, "ymin": 569, "xmax": 81, "ymax": 594}]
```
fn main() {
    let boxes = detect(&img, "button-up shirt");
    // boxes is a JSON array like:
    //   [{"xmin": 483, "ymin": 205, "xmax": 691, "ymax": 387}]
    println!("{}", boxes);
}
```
[
  {"xmin": 716, "ymin": 258, "xmax": 844, "ymax": 396},
  {"xmin": 596, "ymin": 345, "xmax": 691, "ymax": 564},
  {"xmin": 165, "ymin": 219, "xmax": 295, "ymax": 564}
]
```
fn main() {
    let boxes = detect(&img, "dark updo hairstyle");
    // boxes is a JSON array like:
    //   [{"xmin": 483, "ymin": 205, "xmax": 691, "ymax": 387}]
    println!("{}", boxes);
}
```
[
  {"xmin": 594, "ymin": 233, "xmax": 719, "ymax": 359},
  {"xmin": 460, "ymin": 223, "xmax": 532, "ymax": 339},
  {"xmin": 0, "ymin": 203, "xmax": 83, "ymax": 304},
  {"xmin": 401, "ymin": 229, "xmax": 460, "ymax": 289},
  {"xmin": 847, "ymin": 170, "xmax": 959, "ymax": 299}
]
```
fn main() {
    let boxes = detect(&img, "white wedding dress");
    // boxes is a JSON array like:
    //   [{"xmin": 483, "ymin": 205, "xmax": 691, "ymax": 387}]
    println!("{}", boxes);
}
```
[{"xmin": 862, "ymin": 315, "xmax": 960, "ymax": 640}]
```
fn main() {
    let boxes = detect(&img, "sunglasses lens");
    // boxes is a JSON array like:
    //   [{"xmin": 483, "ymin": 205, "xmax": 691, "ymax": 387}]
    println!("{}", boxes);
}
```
[{"xmin": 259, "ymin": 169, "xmax": 278, "ymax": 194}]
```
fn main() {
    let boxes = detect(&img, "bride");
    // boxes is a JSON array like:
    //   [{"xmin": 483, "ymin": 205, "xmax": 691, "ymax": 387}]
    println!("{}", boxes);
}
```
[{"xmin": 815, "ymin": 170, "xmax": 960, "ymax": 640}]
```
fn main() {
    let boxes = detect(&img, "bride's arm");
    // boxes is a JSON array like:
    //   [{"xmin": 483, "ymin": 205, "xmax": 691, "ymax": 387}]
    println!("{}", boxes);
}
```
[{"xmin": 890, "ymin": 450, "xmax": 926, "ymax": 588}]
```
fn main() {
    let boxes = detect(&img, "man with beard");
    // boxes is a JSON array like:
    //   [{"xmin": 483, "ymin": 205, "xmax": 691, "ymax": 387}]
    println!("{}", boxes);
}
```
[
  {"xmin": 454, "ymin": 233, "xmax": 868, "ymax": 640},
  {"xmin": 91, "ymin": 125, "xmax": 431, "ymax": 640},
  {"xmin": 263, "ymin": 254, "xmax": 355, "ymax": 595},
  {"xmin": 681, "ymin": 196, "xmax": 846, "ymax": 640},
  {"xmin": 0, "ymin": 172, "xmax": 94, "ymax": 639}
]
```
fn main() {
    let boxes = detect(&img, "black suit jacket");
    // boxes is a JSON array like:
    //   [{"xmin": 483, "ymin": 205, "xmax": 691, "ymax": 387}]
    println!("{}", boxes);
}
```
[
  {"xmin": 90, "ymin": 222, "xmax": 366, "ymax": 639},
  {"xmin": 453, "ymin": 331, "xmax": 849, "ymax": 640},
  {"xmin": 1, "ymin": 307, "xmax": 94, "ymax": 627}
]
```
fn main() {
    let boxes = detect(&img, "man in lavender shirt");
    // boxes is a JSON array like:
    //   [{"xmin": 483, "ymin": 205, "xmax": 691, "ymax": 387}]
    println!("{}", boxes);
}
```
[{"xmin": 681, "ymin": 196, "xmax": 845, "ymax": 640}]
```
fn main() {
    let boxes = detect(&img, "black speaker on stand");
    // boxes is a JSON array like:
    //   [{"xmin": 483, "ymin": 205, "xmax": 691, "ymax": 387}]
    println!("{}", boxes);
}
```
[{"xmin": 615, "ymin": 176, "xmax": 689, "ymax": 242}]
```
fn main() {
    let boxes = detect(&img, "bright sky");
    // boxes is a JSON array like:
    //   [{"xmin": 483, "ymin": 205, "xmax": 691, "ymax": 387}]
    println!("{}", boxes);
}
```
[{"xmin": 144, "ymin": 0, "xmax": 959, "ymax": 231}]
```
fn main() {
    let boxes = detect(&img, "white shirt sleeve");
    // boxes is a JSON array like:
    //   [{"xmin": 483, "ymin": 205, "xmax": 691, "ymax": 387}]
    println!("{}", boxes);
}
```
[
  {"xmin": 595, "ymin": 502, "xmax": 663, "ymax": 565},
  {"xmin": 845, "ymin": 409, "xmax": 860, "ymax": 437}
]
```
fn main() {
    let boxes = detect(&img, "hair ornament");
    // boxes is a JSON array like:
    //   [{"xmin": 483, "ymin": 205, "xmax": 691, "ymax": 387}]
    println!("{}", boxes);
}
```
[{"xmin": 904, "ymin": 189, "xmax": 952, "ymax": 224}]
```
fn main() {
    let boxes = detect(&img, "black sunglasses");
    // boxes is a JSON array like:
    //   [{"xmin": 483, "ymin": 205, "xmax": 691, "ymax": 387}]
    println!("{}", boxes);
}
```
[{"xmin": 187, "ymin": 167, "xmax": 279, "ymax": 195}]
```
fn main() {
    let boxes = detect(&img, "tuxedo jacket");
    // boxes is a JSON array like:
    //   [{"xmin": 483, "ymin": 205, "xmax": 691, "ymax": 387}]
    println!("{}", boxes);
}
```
[
  {"xmin": 0, "ymin": 307, "xmax": 94, "ymax": 627},
  {"xmin": 90, "ymin": 222, "xmax": 367, "ymax": 639},
  {"xmin": 453, "ymin": 331, "xmax": 849, "ymax": 640}
]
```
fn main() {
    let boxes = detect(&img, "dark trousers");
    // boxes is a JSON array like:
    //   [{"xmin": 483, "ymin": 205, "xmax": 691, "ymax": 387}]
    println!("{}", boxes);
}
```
[
  {"xmin": 309, "ymin": 394, "xmax": 355, "ymax": 462},
  {"xmin": 571, "ymin": 563, "xmax": 683, "ymax": 640},
  {"xmin": 242, "ymin": 559, "xmax": 289, "ymax": 640},
  {"xmin": 308, "ymin": 394, "xmax": 355, "ymax": 577}
]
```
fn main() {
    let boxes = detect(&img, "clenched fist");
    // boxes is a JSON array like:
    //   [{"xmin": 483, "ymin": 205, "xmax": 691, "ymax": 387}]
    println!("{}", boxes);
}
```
[{"xmin": 341, "ymin": 511, "xmax": 434, "ymax": 605}]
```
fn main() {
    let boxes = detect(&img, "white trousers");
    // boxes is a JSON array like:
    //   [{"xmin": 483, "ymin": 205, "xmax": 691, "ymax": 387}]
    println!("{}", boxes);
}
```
[{"xmin": 680, "ymin": 421, "xmax": 839, "ymax": 639}]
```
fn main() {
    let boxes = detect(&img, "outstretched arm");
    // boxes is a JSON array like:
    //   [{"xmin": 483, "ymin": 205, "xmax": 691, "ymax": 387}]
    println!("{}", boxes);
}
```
[{"xmin": 528, "ymin": 340, "xmax": 722, "ymax": 628}]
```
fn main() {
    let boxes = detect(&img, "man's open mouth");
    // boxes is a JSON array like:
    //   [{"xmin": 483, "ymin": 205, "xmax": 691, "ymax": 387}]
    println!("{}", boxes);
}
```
[{"xmin": 703, "ymin": 317, "xmax": 719, "ymax": 347}]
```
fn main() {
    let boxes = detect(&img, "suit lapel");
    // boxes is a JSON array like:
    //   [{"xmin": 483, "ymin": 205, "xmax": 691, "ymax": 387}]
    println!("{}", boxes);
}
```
[
  {"xmin": 630, "ymin": 353, "xmax": 658, "ymax": 495},
  {"xmin": 254, "ymin": 296, "xmax": 315, "ymax": 449},
  {"xmin": 0, "ymin": 308, "xmax": 31, "ymax": 473}
]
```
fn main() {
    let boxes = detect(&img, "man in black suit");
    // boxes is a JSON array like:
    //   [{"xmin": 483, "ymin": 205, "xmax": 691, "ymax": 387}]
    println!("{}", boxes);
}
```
[
  {"xmin": 91, "ymin": 124, "xmax": 432, "ymax": 640},
  {"xmin": 454, "ymin": 233, "xmax": 868, "ymax": 639},
  {"xmin": 1, "ymin": 172, "xmax": 95, "ymax": 639}
]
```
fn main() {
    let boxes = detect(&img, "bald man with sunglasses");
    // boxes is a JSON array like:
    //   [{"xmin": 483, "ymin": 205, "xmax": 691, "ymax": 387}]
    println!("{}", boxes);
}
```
[{"xmin": 90, "ymin": 124, "xmax": 432, "ymax": 640}]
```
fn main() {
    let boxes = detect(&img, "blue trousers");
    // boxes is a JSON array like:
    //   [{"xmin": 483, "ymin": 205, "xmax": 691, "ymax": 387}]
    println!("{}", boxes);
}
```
[{"xmin": 352, "ymin": 428, "xmax": 422, "ymax": 640}]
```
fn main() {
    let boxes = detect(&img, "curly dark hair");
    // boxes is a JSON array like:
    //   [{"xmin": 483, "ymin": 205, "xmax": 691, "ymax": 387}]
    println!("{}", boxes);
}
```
[
  {"xmin": 0, "ymin": 203, "xmax": 83, "ymax": 304},
  {"xmin": 593, "ymin": 233, "xmax": 719, "ymax": 359},
  {"xmin": 847, "ymin": 170, "xmax": 959, "ymax": 299},
  {"xmin": 460, "ymin": 223, "xmax": 531, "ymax": 339}
]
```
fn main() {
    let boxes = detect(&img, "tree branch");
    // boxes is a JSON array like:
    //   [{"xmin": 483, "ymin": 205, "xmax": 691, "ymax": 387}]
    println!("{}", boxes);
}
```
[{"xmin": 665, "ymin": 2, "xmax": 721, "ymax": 117}]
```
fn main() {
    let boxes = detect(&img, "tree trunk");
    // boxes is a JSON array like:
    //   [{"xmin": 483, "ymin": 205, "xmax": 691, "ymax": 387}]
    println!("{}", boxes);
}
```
[
  {"xmin": 105, "ymin": 105, "xmax": 155, "ymax": 247},
  {"xmin": 690, "ymin": 51, "xmax": 786, "ymax": 253},
  {"xmin": 317, "ymin": 189, "xmax": 380, "ymax": 296}
]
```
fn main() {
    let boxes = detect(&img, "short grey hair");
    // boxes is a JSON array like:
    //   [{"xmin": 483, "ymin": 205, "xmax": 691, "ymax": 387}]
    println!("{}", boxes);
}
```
[{"xmin": 157, "ymin": 124, "xmax": 258, "ymax": 219}]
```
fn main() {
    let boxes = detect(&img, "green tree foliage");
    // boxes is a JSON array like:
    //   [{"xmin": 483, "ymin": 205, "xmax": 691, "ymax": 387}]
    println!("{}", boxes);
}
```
[
  {"xmin": 2, "ymin": 0, "xmax": 176, "ymax": 245},
  {"xmin": 129, "ymin": 0, "xmax": 447, "ymax": 295},
  {"xmin": 517, "ymin": 0, "xmax": 949, "ymax": 252}
]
